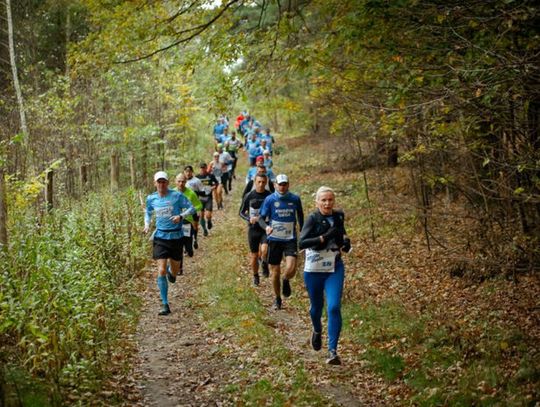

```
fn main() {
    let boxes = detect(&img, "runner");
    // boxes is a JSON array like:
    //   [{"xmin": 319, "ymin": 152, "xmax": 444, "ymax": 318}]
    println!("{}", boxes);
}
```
[
  {"xmin": 213, "ymin": 117, "xmax": 227, "ymax": 143},
  {"xmin": 299, "ymin": 186, "xmax": 351, "ymax": 365},
  {"xmin": 239, "ymin": 174, "xmax": 272, "ymax": 286},
  {"xmin": 208, "ymin": 152, "xmax": 224, "ymax": 209},
  {"xmin": 217, "ymin": 144, "xmax": 234, "ymax": 194},
  {"xmin": 246, "ymin": 133, "xmax": 263, "ymax": 166},
  {"xmin": 197, "ymin": 162, "xmax": 219, "ymax": 236},
  {"xmin": 258, "ymin": 174, "xmax": 304, "ymax": 310},
  {"xmin": 183, "ymin": 165, "xmax": 204, "ymax": 248},
  {"xmin": 262, "ymin": 128, "xmax": 275, "ymax": 155},
  {"xmin": 144, "ymin": 171, "xmax": 195, "ymax": 315},
  {"xmin": 263, "ymin": 149, "xmax": 273, "ymax": 169},
  {"xmin": 225, "ymin": 132, "xmax": 243, "ymax": 183},
  {"xmin": 175, "ymin": 173, "xmax": 203, "ymax": 258},
  {"xmin": 242, "ymin": 163, "xmax": 275, "ymax": 198}
]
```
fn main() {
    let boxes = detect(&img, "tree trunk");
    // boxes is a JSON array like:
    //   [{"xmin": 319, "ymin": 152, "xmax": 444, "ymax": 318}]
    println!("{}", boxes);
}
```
[
  {"xmin": 129, "ymin": 152, "xmax": 136, "ymax": 189},
  {"xmin": 110, "ymin": 152, "xmax": 120, "ymax": 192},
  {"xmin": 45, "ymin": 169, "xmax": 53, "ymax": 212},
  {"xmin": 6, "ymin": 0, "xmax": 30, "ymax": 162},
  {"xmin": 0, "ymin": 166, "xmax": 8, "ymax": 249}
]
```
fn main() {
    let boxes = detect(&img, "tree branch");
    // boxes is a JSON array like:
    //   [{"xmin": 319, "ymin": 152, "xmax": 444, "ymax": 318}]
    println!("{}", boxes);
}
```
[{"xmin": 116, "ymin": 0, "xmax": 243, "ymax": 64}]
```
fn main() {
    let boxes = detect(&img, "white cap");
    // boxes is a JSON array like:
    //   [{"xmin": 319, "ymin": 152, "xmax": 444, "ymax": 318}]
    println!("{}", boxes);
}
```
[
  {"xmin": 154, "ymin": 171, "xmax": 168, "ymax": 182},
  {"xmin": 263, "ymin": 149, "xmax": 270, "ymax": 155},
  {"xmin": 213, "ymin": 152, "xmax": 219, "ymax": 156},
  {"xmin": 276, "ymin": 174, "xmax": 288, "ymax": 184}
]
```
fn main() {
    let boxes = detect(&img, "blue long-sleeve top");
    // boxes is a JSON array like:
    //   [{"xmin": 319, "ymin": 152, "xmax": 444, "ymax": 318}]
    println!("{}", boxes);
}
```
[
  {"xmin": 145, "ymin": 189, "xmax": 196, "ymax": 239},
  {"xmin": 258, "ymin": 191, "xmax": 304, "ymax": 242}
]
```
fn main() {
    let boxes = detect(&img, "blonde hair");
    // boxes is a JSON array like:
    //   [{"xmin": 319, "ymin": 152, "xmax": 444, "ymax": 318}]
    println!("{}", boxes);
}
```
[{"xmin": 315, "ymin": 186, "xmax": 335, "ymax": 201}]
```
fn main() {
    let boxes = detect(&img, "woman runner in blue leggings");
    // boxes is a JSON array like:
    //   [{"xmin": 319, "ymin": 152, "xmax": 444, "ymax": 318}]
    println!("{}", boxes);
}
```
[{"xmin": 299, "ymin": 186, "xmax": 351, "ymax": 365}]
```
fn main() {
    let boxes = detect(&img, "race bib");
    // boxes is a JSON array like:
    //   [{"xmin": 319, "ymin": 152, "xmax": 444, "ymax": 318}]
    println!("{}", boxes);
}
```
[
  {"xmin": 249, "ymin": 207, "xmax": 260, "ymax": 218},
  {"xmin": 271, "ymin": 220, "xmax": 294, "ymax": 240},
  {"xmin": 304, "ymin": 249, "xmax": 336, "ymax": 273},
  {"xmin": 182, "ymin": 223, "xmax": 191, "ymax": 236}
]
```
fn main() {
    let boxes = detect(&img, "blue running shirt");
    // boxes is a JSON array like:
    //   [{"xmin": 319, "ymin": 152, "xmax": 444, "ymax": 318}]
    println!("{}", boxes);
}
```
[
  {"xmin": 145, "ymin": 189, "xmax": 196, "ymax": 240},
  {"xmin": 259, "ymin": 192, "xmax": 304, "ymax": 242}
]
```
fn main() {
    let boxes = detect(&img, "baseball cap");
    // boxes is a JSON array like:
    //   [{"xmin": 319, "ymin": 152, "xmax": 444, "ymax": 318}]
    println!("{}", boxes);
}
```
[
  {"xmin": 154, "ymin": 171, "xmax": 168, "ymax": 182},
  {"xmin": 263, "ymin": 149, "xmax": 270, "ymax": 155},
  {"xmin": 184, "ymin": 165, "xmax": 193, "ymax": 171},
  {"xmin": 199, "ymin": 162, "xmax": 207, "ymax": 168},
  {"xmin": 276, "ymin": 174, "xmax": 288, "ymax": 184},
  {"xmin": 256, "ymin": 155, "xmax": 264, "ymax": 162}
]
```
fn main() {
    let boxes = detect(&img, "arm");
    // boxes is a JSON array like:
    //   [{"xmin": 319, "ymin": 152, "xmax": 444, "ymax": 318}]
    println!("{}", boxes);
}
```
[
  {"xmin": 297, "ymin": 197, "xmax": 305, "ymax": 230},
  {"xmin": 239, "ymin": 194, "xmax": 250, "ymax": 221},
  {"xmin": 144, "ymin": 196, "xmax": 153, "ymax": 233},
  {"xmin": 299, "ymin": 214, "xmax": 324, "ymax": 250}
]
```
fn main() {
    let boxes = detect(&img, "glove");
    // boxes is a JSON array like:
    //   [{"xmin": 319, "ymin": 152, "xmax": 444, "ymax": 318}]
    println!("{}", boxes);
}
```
[
  {"xmin": 342, "ymin": 238, "xmax": 352, "ymax": 253},
  {"xmin": 322, "ymin": 226, "xmax": 339, "ymax": 241}
]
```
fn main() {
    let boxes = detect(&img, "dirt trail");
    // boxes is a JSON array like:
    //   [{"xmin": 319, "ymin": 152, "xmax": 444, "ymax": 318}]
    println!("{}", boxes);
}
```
[{"xmin": 128, "ymin": 186, "xmax": 391, "ymax": 406}]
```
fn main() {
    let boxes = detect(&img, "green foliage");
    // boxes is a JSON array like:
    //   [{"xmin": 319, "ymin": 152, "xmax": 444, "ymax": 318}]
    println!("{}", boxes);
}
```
[{"xmin": 0, "ymin": 190, "xmax": 147, "ymax": 404}]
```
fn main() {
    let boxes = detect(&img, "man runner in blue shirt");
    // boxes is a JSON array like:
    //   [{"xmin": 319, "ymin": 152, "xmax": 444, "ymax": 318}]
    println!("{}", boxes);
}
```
[
  {"xmin": 258, "ymin": 174, "xmax": 304, "ymax": 310},
  {"xmin": 144, "ymin": 171, "xmax": 195, "ymax": 315}
]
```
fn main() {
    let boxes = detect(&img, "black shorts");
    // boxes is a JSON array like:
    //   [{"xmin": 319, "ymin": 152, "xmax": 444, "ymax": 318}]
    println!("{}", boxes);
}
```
[
  {"xmin": 267, "ymin": 239, "xmax": 297, "ymax": 265},
  {"xmin": 248, "ymin": 227, "xmax": 268, "ymax": 253},
  {"xmin": 200, "ymin": 196, "xmax": 213, "ymax": 211},
  {"xmin": 153, "ymin": 237, "xmax": 183, "ymax": 261}
]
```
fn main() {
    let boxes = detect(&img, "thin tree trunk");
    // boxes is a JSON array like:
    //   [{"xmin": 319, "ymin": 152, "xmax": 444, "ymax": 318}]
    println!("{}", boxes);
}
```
[
  {"xmin": 0, "ymin": 166, "xmax": 8, "ymax": 249},
  {"xmin": 45, "ymin": 169, "xmax": 53, "ymax": 212},
  {"xmin": 6, "ymin": 0, "xmax": 29, "ymax": 144},
  {"xmin": 129, "ymin": 152, "xmax": 136, "ymax": 189},
  {"xmin": 362, "ymin": 171, "xmax": 376, "ymax": 242},
  {"xmin": 110, "ymin": 152, "xmax": 120, "ymax": 192}
]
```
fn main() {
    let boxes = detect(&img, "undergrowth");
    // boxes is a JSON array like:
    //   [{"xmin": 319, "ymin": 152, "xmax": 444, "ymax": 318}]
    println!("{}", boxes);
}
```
[{"xmin": 0, "ymin": 189, "xmax": 147, "ymax": 406}]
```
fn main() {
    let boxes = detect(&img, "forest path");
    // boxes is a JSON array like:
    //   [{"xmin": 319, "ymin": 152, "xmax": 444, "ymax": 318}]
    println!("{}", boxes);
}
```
[{"xmin": 127, "ymin": 170, "xmax": 390, "ymax": 406}]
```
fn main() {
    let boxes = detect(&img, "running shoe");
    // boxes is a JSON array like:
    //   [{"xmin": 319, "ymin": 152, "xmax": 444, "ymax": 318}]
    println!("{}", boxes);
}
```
[
  {"xmin": 253, "ymin": 274, "xmax": 260, "ymax": 286},
  {"xmin": 207, "ymin": 219, "xmax": 213, "ymax": 229},
  {"xmin": 311, "ymin": 331, "xmax": 322, "ymax": 351},
  {"xmin": 158, "ymin": 304, "xmax": 171, "ymax": 316},
  {"xmin": 203, "ymin": 229, "xmax": 209, "ymax": 237},
  {"xmin": 193, "ymin": 239, "xmax": 199, "ymax": 249},
  {"xmin": 326, "ymin": 350, "xmax": 341, "ymax": 365},
  {"xmin": 273, "ymin": 297, "xmax": 282, "ymax": 310},
  {"xmin": 282, "ymin": 279, "xmax": 291, "ymax": 297},
  {"xmin": 262, "ymin": 262, "xmax": 269, "ymax": 278}
]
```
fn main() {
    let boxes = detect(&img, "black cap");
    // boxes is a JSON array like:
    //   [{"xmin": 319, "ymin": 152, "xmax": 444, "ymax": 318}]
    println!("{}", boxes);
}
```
[
  {"xmin": 199, "ymin": 162, "xmax": 207, "ymax": 168},
  {"xmin": 184, "ymin": 165, "xmax": 193, "ymax": 171}
]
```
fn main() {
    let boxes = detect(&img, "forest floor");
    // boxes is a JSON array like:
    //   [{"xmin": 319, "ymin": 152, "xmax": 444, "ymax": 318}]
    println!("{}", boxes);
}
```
[{"xmin": 117, "ymin": 134, "xmax": 539, "ymax": 406}]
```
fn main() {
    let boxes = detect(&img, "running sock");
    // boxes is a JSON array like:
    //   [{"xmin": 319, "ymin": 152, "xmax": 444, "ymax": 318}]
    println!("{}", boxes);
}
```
[
  {"xmin": 157, "ymin": 275, "xmax": 169, "ymax": 305},
  {"xmin": 200, "ymin": 218, "xmax": 207, "ymax": 232}
]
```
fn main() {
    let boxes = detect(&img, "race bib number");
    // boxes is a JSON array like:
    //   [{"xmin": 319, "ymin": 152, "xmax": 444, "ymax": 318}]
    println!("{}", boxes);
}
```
[
  {"xmin": 304, "ymin": 249, "xmax": 336, "ymax": 273},
  {"xmin": 203, "ymin": 186, "xmax": 212, "ymax": 195},
  {"xmin": 249, "ymin": 207, "xmax": 260, "ymax": 218},
  {"xmin": 155, "ymin": 205, "xmax": 173, "ymax": 219},
  {"xmin": 182, "ymin": 223, "xmax": 191, "ymax": 236},
  {"xmin": 271, "ymin": 220, "xmax": 294, "ymax": 240}
]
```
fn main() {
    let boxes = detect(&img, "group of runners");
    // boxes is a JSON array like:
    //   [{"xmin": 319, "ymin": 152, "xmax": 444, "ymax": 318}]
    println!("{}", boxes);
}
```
[{"xmin": 144, "ymin": 113, "xmax": 352, "ymax": 365}]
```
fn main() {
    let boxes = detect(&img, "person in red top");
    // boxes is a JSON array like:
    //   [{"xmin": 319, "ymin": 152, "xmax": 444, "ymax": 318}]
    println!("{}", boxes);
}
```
[{"xmin": 235, "ymin": 112, "xmax": 245, "ymax": 131}]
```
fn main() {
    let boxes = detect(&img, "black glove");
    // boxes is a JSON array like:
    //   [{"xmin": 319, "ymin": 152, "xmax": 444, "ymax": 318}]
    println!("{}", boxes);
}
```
[
  {"xmin": 322, "ymin": 226, "xmax": 339, "ymax": 241},
  {"xmin": 342, "ymin": 238, "xmax": 351, "ymax": 253}
]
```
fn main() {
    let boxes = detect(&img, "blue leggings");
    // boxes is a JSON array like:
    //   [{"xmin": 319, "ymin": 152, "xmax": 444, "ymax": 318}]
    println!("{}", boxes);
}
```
[{"xmin": 303, "ymin": 259, "xmax": 345, "ymax": 351}]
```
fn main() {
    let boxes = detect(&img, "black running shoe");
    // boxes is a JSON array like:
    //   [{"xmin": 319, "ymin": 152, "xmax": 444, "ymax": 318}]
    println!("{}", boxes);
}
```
[
  {"xmin": 282, "ymin": 279, "xmax": 291, "ymax": 297},
  {"xmin": 203, "ymin": 229, "xmax": 208, "ymax": 237},
  {"xmin": 273, "ymin": 297, "xmax": 282, "ymax": 310},
  {"xmin": 262, "ymin": 262, "xmax": 269, "ymax": 278},
  {"xmin": 253, "ymin": 274, "xmax": 260, "ymax": 286},
  {"xmin": 158, "ymin": 304, "xmax": 171, "ymax": 316},
  {"xmin": 326, "ymin": 349, "xmax": 341, "ymax": 365},
  {"xmin": 311, "ymin": 331, "xmax": 322, "ymax": 351},
  {"xmin": 166, "ymin": 269, "xmax": 176, "ymax": 283},
  {"xmin": 207, "ymin": 219, "xmax": 213, "ymax": 229},
  {"xmin": 193, "ymin": 239, "xmax": 199, "ymax": 249}
]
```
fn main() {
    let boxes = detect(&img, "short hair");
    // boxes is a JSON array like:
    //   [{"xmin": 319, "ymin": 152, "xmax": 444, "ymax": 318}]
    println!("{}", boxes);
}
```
[
  {"xmin": 255, "ymin": 173, "xmax": 268, "ymax": 180},
  {"xmin": 176, "ymin": 173, "xmax": 186, "ymax": 181},
  {"xmin": 315, "ymin": 186, "xmax": 335, "ymax": 201},
  {"xmin": 184, "ymin": 165, "xmax": 194, "ymax": 171}
]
